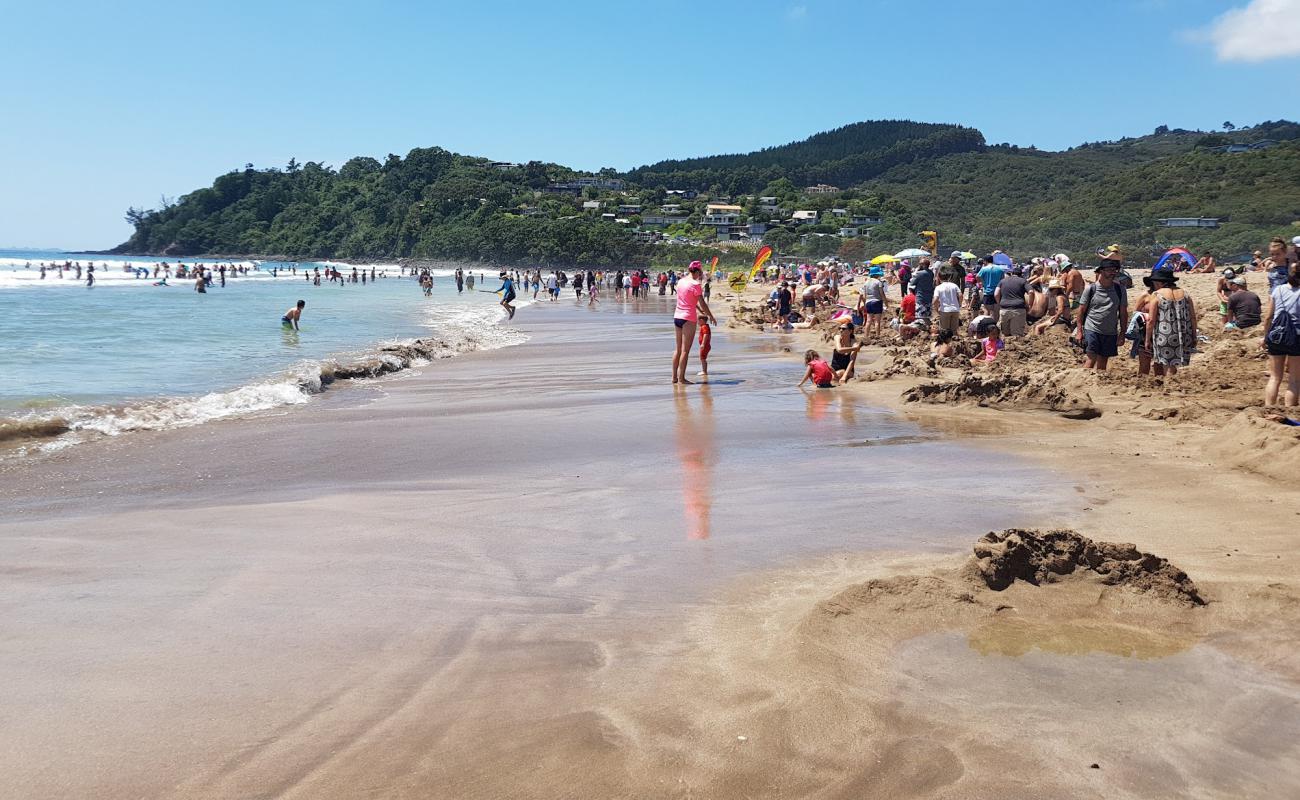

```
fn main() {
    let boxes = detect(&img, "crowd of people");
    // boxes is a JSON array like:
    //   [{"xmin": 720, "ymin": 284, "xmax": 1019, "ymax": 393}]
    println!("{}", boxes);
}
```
[{"xmin": 746, "ymin": 236, "xmax": 1300, "ymax": 404}]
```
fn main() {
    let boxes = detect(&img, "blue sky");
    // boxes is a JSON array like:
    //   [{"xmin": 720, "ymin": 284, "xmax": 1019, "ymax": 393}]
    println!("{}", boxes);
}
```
[{"xmin": 2, "ymin": 0, "xmax": 1297, "ymax": 248}]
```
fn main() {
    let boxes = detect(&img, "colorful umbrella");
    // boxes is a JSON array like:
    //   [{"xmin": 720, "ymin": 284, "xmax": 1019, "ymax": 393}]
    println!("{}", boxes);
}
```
[
  {"xmin": 992, "ymin": 253, "xmax": 1013, "ymax": 266},
  {"xmin": 894, "ymin": 248, "xmax": 931, "ymax": 259},
  {"xmin": 870, "ymin": 254, "xmax": 898, "ymax": 265}
]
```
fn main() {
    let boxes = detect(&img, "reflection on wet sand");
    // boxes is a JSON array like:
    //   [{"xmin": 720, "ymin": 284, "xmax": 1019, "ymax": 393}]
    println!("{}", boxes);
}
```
[
  {"xmin": 802, "ymin": 386, "xmax": 858, "ymax": 426},
  {"xmin": 674, "ymin": 387, "xmax": 715, "ymax": 540}
]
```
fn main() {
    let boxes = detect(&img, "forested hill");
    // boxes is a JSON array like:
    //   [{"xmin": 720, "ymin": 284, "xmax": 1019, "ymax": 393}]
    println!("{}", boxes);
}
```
[
  {"xmin": 624, "ymin": 120, "xmax": 986, "ymax": 194},
  {"xmin": 114, "ymin": 119, "xmax": 1300, "ymax": 267}
]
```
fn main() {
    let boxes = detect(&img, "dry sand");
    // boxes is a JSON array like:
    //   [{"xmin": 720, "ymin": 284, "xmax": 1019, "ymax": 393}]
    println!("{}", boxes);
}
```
[{"xmin": 2, "ymin": 282, "xmax": 1299, "ymax": 798}]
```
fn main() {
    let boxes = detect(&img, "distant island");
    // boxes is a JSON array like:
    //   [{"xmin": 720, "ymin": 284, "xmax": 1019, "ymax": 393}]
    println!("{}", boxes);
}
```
[{"xmin": 115, "ymin": 119, "xmax": 1300, "ymax": 268}]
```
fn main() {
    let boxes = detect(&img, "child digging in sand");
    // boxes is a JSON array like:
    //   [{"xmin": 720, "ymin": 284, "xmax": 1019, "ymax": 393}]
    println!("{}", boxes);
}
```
[{"xmin": 798, "ymin": 349, "xmax": 836, "ymax": 388}]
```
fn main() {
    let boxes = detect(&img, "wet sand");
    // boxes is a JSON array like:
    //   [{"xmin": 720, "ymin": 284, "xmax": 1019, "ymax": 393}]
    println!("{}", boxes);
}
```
[{"xmin": 1, "ymin": 296, "xmax": 1058, "ymax": 799}]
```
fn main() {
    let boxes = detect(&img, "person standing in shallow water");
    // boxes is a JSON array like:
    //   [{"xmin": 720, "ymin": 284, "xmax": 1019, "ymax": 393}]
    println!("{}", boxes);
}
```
[
  {"xmin": 671, "ymin": 262, "xmax": 717, "ymax": 385},
  {"xmin": 494, "ymin": 271, "xmax": 517, "ymax": 320},
  {"xmin": 282, "ymin": 299, "xmax": 306, "ymax": 330}
]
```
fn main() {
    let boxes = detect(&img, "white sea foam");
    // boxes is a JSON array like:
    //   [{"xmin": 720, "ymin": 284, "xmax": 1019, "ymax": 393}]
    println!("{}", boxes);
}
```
[
  {"xmin": 2, "ymin": 300, "xmax": 528, "ymax": 454},
  {"xmin": 0, "ymin": 257, "xmax": 269, "ymax": 289}
]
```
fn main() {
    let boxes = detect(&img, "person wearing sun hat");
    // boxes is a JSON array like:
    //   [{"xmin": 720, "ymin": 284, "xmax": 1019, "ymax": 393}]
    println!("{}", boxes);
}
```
[
  {"xmin": 1075, "ymin": 258, "xmax": 1129, "ymax": 370},
  {"xmin": 857, "ymin": 266, "xmax": 890, "ymax": 338},
  {"xmin": 1144, "ymin": 267, "xmax": 1197, "ymax": 374}
]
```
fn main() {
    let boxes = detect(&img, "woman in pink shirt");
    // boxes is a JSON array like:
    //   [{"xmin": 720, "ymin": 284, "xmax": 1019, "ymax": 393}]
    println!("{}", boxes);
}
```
[{"xmin": 672, "ymin": 262, "xmax": 718, "ymax": 384}]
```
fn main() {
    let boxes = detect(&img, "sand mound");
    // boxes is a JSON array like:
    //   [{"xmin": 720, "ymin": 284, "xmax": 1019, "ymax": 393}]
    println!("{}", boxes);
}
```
[
  {"xmin": 1204, "ymin": 408, "xmax": 1300, "ymax": 483},
  {"xmin": 862, "ymin": 346, "xmax": 938, "ymax": 381},
  {"xmin": 902, "ymin": 370, "xmax": 1101, "ymax": 418},
  {"xmin": 969, "ymin": 529, "xmax": 1205, "ymax": 605}
]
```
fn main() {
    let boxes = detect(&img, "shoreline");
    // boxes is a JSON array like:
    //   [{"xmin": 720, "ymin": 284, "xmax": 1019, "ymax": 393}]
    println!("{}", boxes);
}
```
[{"xmin": 0, "ymin": 301, "xmax": 527, "ymax": 457}]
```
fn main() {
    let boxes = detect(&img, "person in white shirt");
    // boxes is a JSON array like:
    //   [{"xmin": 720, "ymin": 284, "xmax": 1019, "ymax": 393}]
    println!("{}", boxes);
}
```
[{"xmin": 934, "ymin": 276, "xmax": 963, "ymax": 334}]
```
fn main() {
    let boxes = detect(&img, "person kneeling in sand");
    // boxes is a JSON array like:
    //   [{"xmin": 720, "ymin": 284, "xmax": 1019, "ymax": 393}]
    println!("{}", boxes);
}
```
[
  {"xmin": 830, "ymin": 322, "xmax": 862, "ymax": 383},
  {"xmin": 798, "ymin": 349, "xmax": 836, "ymax": 388}
]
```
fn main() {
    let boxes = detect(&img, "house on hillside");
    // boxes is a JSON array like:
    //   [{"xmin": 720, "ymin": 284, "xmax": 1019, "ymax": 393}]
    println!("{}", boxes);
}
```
[
  {"xmin": 582, "ymin": 200, "xmax": 602, "ymax": 211},
  {"xmin": 803, "ymin": 184, "xmax": 839, "ymax": 195},
  {"xmin": 616, "ymin": 204, "xmax": 642, "ymax": 216},
  {"xmin": 839, "ymin": 227, "xmax": 861, "ymax": 238},
  {"xmin": 792, "ymin": 210, "xmax": 819, "ymax": 225},
  {"xmin": 830, "ymin": 208, "xmax": 848, "ymax": 218},
  {"xmin": 544, "ymin": 183, "xmax": 583, "ymax": 196},
  {"xmin": 666, "ymin": 189, "xmax": 699, "ymax": 199},
  {"xmin": 1158, "ymin": 217, "xmax": 1220, "ymax": 228},
  {"xmin": 758, "ymin": 196, "xmax": 780, "ymax": 213},
  {"xmin": 641, "ymin": 214, "xmax": 690, "ymax": 229},
  {"xmin": 850, "ymin": 215, "xmax": 883, "ymax": 227},
  {"xmin": 701, "ymin": 204, "xmax": 743, "ymax": 236},
  {"xmin": 489, "ymin": 162, "xmax": 521, "ymax": 171},
  {"xmin": 572, "ymin": 176, "xmax": 625, "ymax": 191}
]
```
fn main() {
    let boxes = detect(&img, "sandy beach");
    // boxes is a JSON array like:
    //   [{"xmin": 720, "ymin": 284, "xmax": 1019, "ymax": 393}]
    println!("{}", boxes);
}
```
[{"xmin": 3, "ymin": 286, "xmax": 1300, "ymax": 798}]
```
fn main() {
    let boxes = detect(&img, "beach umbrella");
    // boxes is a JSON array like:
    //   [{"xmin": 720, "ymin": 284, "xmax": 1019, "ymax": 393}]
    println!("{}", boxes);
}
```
[
  {"xmin": 894, "ymin": 248, "xmax": 931, "ymax": 259},
  {"xmin": 956, "ymin": 251, "xmax": 977, "ymax": 260},
  {"xmin": 992, "ymin": 253, "xmax": 1013, "ymax": 266},
  {"xmin": 870, "ymin": 254, "xmax": 898, "ymax": 265}
]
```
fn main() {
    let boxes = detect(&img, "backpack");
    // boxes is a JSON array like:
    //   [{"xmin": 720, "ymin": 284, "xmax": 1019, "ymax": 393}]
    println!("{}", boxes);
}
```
[{"xmin": 1266, "ymin": 306, "xmax": 1300, "ymax": 349}]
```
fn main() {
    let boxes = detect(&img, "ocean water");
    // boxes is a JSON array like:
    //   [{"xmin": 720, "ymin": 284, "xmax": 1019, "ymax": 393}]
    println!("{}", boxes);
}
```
[{"xmin": 0, "ymin": 250, "xmax": 521, "ymax": 449}]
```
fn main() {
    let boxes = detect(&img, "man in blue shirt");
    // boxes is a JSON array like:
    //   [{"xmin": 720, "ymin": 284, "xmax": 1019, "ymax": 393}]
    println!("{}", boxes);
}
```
[{"xmin": 976, "ymin": 255, "xmax": 1007, "ymax": 321}]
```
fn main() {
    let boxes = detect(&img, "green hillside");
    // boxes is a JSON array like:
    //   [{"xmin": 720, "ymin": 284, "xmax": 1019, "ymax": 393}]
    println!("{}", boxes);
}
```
[
  {"xmin": 625, "ymin": 120, "xmax": 986, "ymax": 194},
  {"xmin": 114, "ymin": 120, "xmax": 1300, "ymax": 267},
  {"xmin": 851, "ymin": 122, "xmax": 1300, "ymax": 262}
]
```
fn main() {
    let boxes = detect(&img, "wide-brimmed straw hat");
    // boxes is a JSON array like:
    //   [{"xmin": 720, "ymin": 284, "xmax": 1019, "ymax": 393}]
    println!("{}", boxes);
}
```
[
  {"xmin": 1143, "ymin": 267, "xmax": 1179, "ymax": 288},
  {"xmin": 1047, "ymin": 279, "xmax": 1064, "ymax": 290}
]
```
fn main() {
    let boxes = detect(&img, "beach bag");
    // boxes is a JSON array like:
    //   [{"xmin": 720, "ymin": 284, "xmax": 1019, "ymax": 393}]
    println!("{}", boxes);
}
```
[
  {"xmin": 1124, "ymin": 311, "xmax": 1145, "ymax": 342},
  {"xmin": 1266, "ymin": 307, "xmax": 1300, "ymax": 349}
]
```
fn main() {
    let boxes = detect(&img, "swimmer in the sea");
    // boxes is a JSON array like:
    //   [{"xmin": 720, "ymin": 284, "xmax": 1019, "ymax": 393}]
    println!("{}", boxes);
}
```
[{"xmin": 282, "ymin": 299, "xmax": 306, "ymax": 330}]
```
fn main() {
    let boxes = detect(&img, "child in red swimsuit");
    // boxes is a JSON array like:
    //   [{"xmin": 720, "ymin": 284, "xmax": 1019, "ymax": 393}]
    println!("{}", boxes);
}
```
[{"xmin": 798, "ymin": 349, "xmax": 836, "ymax": 388}]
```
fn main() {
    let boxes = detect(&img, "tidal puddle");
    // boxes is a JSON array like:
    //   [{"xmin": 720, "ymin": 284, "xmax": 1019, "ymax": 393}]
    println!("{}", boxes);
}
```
[
  {"xmin": 966, "ymin": 618, "xmax": 1195, "ymax": 660},
  {"xmin": 893, "ymin": 631, "xmax": 1300, "ymax": 795}
]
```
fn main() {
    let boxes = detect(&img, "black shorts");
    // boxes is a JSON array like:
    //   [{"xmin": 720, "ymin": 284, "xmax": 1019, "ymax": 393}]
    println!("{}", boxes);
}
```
[
  {"xmin": 1266, "ymin": 340, "xmax": 1300, "ymax": 357},
  {"xmin": 503, "ymin": 292, "xmax": 516, "ymax": 303},
  {"xmin": 1085, "ymin": 331, "xmax": 1119, "ymax": 357},
  {"xmin": 831, "ymin": 351, "xmax": 851, "ymax": 371}
]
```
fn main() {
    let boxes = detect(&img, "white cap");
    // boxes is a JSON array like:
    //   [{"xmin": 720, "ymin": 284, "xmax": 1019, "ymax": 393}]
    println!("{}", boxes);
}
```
[{"xmin": 1292, "ymin": 235, "xmax": 1300, "ymax": 246}]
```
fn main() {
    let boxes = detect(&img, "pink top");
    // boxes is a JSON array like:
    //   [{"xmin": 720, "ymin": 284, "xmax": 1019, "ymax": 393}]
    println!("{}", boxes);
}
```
[
  {"xmin": 674, "ymin": 278, "xmax": 704, "ymax": 321},
  {"xmin": 981, "ymin": 337, "xmax": 1004, "ymax": 361}
]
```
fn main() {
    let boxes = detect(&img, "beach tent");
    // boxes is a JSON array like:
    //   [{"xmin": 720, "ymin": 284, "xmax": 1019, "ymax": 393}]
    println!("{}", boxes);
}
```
[
  {"xmin": 894, "ymin": 248, "xmax": 931, "ymax": 259},
  {"xmin": 870, "ymin": 254, "xmax": 898, "ymax": 265},
  {"xmin": 1152, "ymin": 247, "xmax": 1197, "ymax": 270}
]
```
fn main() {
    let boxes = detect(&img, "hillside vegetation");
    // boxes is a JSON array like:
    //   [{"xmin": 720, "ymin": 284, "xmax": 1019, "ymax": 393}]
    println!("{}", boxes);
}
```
[{"xmin": 115, "ymin": 119, "xmax": 1300, "ymax": 267}]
